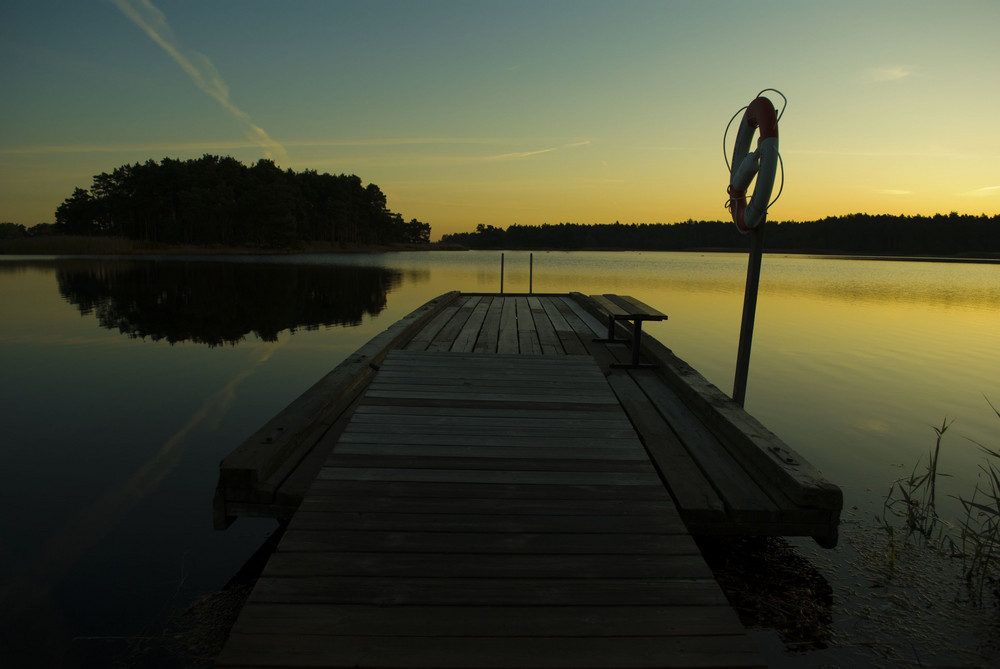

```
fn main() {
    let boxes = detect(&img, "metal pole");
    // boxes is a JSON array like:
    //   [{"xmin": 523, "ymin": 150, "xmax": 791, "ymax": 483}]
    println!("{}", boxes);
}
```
[
  {"xmin": 529, "ymin": 253, "xmax": 533, "ymax": 294},
  {"xmin": 733, "ymin": 225, "xmax": 764, "ymax": 407},
  {"xmin": 500, "ymin": 253, "xmax": 504, "ymax": 294}
]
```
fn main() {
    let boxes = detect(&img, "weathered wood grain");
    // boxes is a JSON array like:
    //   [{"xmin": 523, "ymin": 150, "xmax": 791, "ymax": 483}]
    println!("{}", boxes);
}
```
[
  {"xmin": 228, "ymin": 603, "xmax": 744, "ymax": 637},
  {"xmin": 497, "ymin": 297, "xmax": 519, "ymax": 353},
  {"xmin": 217, "ymin": 294, "xmax": 841, "ymax": 544},
  {"xmin": 219, "ymin": 349, "xmax": 766, "ymax": 668},
  {"xmin": 213, "ymin": 291, "xmax": 461, "ymax": 528},
  {"xmin": 219, "ymin": 633, "xmax": 763, "ymax": 669}
]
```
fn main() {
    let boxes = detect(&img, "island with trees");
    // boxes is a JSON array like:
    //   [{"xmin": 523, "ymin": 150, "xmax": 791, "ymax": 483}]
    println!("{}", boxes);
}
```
[{"xmin": 5, "ymin": 155, "xmax": 430, "ymax": 250}]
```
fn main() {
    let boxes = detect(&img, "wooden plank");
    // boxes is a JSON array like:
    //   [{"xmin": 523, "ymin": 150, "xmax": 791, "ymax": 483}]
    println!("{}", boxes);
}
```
[
  {"xmin": 278, "ymin": 530, "xmax": 694, "ymax": 555},
  {"xmin": 572, "ymin": 293, "xmax": 841, "ymax": 515},
  {"xmin": 557, "ymin": 294, "xmax": 608, "ymax": 338},
  {"xmin": 333, "ymin": 444, "xmax": 648, "ymax": 462},
  {"xmin": 304, "ymin": 480, "xmax": 673, "ymax": 502},
  {"xmin": 361, "ymin": 396, "xmax": 622, "ymax": 412},
  {"xmin": 340, "ymin": 425, "xmax": 636, "ymax": 442},
  {"xmin": 218, "ymin": 633, "xmax": 764, "ymax": 669},
  {"xmin": 283, "ymin": 511, "xmax": 685, "ymax": 534},
  {"xmin": 367, "ymin": 372, "xmax": 613, "ymax": 391},
  {"xmin": 342, "ymin": 420, "xmax": 641, "ymax": 439},
  {"xmin": 326, "ymin": 453, "xmax": 656, "ymax": 473},
  {"xmin": 214, "ymin": 291, "xmax": 461, "ymax": 528},
  {"xmin": 384, "ymin": 349, "xmax": 596, "ymax": 365},
  {"xmin": 603, "ymin": 293, "xmax": 668, "ymax": 319},
  {"xmin": 426, "ymin": 295, "xmax": 480, "ymax": 351},
  {"xmin": 363, "ymin": 390, "xmax": 617, "ymax": 406},
  {"xmin": 295, "ymin": 496, "xmax": 681, "ymax": 518},
  {"xmin": 605, "ymin": 372, "xmax": 729, "ymax": 526},
  {"xmin": 497, "ymin": 297, "xmax": 519, "ymax": 353},
  {"xmin": 540, "ymin": 295, "xmax": 590, "ymax": 355},
  {"xmin": 228, "ymin": 604, "xmax": 746, "ymax": 637},
  {"xmin": 515, "ymin": 296, "xmax": 542, "ymax": 354},
  {"xmin": 528, "ymin": 296, "xmax": 564, "ymax": 354},
  {"xmin": 404, "ymin": 301, "xmax": 463, "ymax": 351},
  {"xmin": 555, "ymin": 299, "xmax": 782, "ymax": 526},
  {"xmin": 261, "ymin": 552, "xmax": 715, "ymax": 579},
  {"xmin": 590, "ymin": 293, "xmax": 632, "ymax": 318},
  {"xmin": 318, "ymin": 467, "xmax": 663, "ymax": 486},
  {"xmin": 629, "ymin": 368, "xmax": 781, "ymax": 521},
  {"xmin": 348, "ymin": 409, "xmax": 634, "ymax": 430},
  {"xmin": 217, "ymin": 291, "xmax": 460, "ymax": 490},
  {"xmin": 371, "ymin": 364, "xmax": 598, "ymax": 380},
  {"xmin": 271, "ymin": 393, "xmax": 363, "ymax": 507},
  {"xmin": 363, "ymin": 383, "xmax": 613, "ymax": 400},
  {"xmin": 219, "ymin": 347, "xmax": 766, "ymax": 669},
  {"xmin": 372, "ymin": 354, "xmax": 606, "ymax": 372},
  {"xmin": 642, "ymin": 337, "xmax": 843, "ymax": 509},
  {"xmin": 248, "ymin": 576, "xmax": 729, "ymax": 607},
  {"xmin": 472, "ymin": 296, "xmax": 503, "ymax": 353},
  {"xmin": 450, "ymin": 296, "xmax": 491, "ymax": 352}
]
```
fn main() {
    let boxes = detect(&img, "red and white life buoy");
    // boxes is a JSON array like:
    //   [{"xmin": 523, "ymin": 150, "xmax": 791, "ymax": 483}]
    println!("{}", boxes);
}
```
[{"xmin": 727, "ymin": 96, "xmax": 779, "ymax": 233}]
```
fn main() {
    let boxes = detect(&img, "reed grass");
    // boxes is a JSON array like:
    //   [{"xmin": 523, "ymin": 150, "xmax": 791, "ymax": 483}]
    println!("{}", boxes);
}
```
[
  {"xmin": 955, "ymin": 400, "xmax": 1000, "ymax": 602},
  {"xmin": 881, "ymin": 404, "xmax": 1000, "ymax": 604},
  {"xmin": 881, "ymin": 418, "xmax": 952, "ymax": 542}
]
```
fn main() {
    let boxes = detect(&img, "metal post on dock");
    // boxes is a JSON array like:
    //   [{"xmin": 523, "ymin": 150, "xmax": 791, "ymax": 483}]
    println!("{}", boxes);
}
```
[
  {"xmin": 529, "ymin": 253, "xmax": 533, "ymax": 294},
  {"xmin": 733, "ymin": 226, "xmax": 764, "ymax": 407},
  {"xmin": 500, "ymin": 253, "xmax": 504, "ymax": 294}
]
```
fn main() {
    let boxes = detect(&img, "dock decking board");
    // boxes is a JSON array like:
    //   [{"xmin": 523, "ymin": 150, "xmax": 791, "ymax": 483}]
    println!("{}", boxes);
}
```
[
  {"xmin": 216, "ymin": 293, "xmax": 839, "ymax": 539},
  {"xmin": 218, "ymin": 348, "xmax": 765, "ymax": 668},
  {"xmin": 217, "ymin": 292, "xmax": 843, "ymax": 667}
]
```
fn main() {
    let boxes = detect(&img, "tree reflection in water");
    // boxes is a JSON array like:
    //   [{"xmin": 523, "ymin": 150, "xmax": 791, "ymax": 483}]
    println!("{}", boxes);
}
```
[{"xmin": 56, "ymin": 259, "xmax": 403, "ymax": 346}]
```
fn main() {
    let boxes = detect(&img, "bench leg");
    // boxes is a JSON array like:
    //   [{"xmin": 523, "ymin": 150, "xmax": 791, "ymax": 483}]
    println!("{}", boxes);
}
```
[
  {"xmin": 609, "ymin": 321, "xmax": 658, "ymax": 369},
  {"xmin": 593, "ymin": 314, "xmax": 625, "ymax": 344}
]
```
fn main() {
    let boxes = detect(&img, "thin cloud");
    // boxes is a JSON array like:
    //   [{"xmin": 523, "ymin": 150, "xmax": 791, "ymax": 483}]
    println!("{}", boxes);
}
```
[
  {"xmin": 110, "ymin": 0, "xmax": 288, "ymax": 164},
  {"xmin": 879, "ymin": 189, "xmax": 911, "ymax": 195},
  {"xmin": 0, "ymin": 140, "xmax": 264, "ymax": 155},
  {"xmin": 487, "ymin": 140, "xmax": 590, "ymax": 161},
  {"xmin": 785, "ymin": 148, "xmax": 970, "ymax": 159},
  {"xmin": 292, "ymin": 137, "xmax": 527, "ymax": 148},
  {"xmin": 2, "ymin": 136, "xmax": 591, "ymax": 158},
  {"xmin": 489, "ymin": 147, "xmax": 559, "ymax": 160},
  {"xmin": 865, "ymin": 66, "xmax": 912, "ymax": 83},
  {"xmin": 961, "ymin": 185, "xmax": 1000, "ymax": 197}
]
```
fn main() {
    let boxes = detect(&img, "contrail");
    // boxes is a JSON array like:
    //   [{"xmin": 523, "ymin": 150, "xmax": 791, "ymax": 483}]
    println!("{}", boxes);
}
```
[{"xmin": 110, "ymin": 0, "xmax": 288, "ymax": 164}]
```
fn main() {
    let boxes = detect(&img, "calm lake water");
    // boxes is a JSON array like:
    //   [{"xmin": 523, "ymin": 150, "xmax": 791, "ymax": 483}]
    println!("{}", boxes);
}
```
[{"xmin": 1, "ymin": 250, "xmax": 998, "ymax": 666}]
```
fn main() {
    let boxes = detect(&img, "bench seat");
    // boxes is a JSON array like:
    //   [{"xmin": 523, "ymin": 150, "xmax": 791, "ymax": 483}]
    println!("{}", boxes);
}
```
[{"xmin": 589, "ymin": 294, "xmax": 668, "ymax": 368}]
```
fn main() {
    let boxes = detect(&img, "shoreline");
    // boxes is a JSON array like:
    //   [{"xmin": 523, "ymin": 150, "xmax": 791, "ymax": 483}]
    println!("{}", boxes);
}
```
[{"xmin": 1, "ymin": 236, "xmax": 998, "ymax": 264}]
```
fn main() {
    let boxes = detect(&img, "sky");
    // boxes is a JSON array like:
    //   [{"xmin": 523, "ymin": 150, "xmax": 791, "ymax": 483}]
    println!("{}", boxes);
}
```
[{"xmin": 1, "ymin": 0, "xmax": 998, "ymax": 240}]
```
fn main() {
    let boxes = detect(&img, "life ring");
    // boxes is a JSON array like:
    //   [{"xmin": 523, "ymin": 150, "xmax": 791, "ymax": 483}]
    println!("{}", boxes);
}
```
[{"xmin": 727, "ymin": 96, "xmax": 779, "ymax": 233}]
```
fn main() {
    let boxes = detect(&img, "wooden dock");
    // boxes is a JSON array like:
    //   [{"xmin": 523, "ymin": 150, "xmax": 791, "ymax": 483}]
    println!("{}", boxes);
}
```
[{"xmin": 214, "ymin": 292, "xmax": 843, "ymax": 668}]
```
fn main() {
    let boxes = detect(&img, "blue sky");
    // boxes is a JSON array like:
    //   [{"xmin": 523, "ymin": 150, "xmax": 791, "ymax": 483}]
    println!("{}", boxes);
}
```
[{"xmin": 2, "ymin": 0, "xmax": 998, "ymax": 238}]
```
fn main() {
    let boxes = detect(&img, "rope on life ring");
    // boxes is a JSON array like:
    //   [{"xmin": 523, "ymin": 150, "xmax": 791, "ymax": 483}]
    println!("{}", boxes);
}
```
[{"xmin": 727, "ymin": 96, "xmax": 780, "ymax": 233}]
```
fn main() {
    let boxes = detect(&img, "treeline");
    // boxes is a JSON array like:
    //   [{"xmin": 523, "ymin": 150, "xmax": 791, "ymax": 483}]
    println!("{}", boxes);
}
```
[
  {"xmin": 50, "ymin": 155, "xmax": 430, "ymax": 247},
  {"xmin": 442, "ymin": 214, "xmax": 1000, "ymax": 256},
  {"xmin": 0, "ymin": 221, "xmax": 57, "ymax": 239}
]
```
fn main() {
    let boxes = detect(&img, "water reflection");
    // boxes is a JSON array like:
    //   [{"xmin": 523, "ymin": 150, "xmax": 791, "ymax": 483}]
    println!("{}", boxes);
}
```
[{"xmin": 53, "ymin": 259, "xmax": 412, "ymax": 346}]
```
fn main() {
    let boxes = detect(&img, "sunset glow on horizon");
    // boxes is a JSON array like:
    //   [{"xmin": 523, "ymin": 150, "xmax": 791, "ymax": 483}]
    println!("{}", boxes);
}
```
[{"xmin": 2, "ymin": 1, "xmax": 998, "ymax": 239}]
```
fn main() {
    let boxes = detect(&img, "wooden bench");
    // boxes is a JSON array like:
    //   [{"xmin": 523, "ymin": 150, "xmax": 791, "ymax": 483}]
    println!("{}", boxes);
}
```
[{"xmin": 589, "ymin": 294, "xmax": 668, "ymax": 368}]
